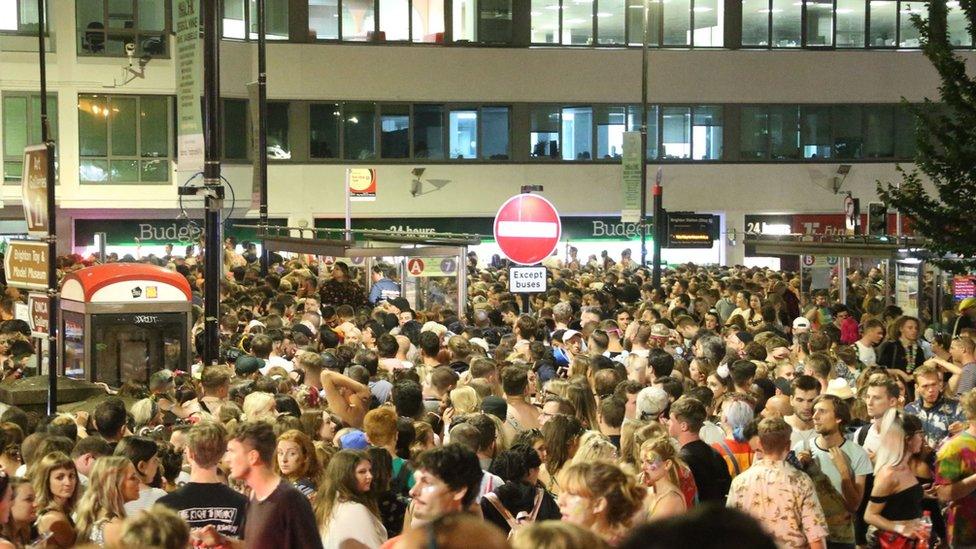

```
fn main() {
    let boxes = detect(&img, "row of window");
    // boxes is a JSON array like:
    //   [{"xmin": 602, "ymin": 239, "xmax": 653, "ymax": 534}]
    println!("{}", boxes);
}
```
[
  {"xmin": 0, "ymin": 0, "xmax": 971, "ymax": 54},
  {"xmin": 226, "ymin": 99, "xmax": 918, "ymax": 162},
  {"xmin": 0, "ymin": 93, "xmax": 927, "ymax": 185}
]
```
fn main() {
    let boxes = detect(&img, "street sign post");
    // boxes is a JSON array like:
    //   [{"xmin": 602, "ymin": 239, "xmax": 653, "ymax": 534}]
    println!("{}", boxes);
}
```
[
  {"xmin": 21, "ymin": 145, "xmax": 49, "ymax": 237},
  {"xmin": 27, "ymin": 292, "xmax": 49, "ymax": 337},
  {"xmin": 493, "ymin": 194, "xmax": 561, "ymax": 265},
  {"xmin": 4, "ymin": 240, "xmax": 50, "ymax": 291}
]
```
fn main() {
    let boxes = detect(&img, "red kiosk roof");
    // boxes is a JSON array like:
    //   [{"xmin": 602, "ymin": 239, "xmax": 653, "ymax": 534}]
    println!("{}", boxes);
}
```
[{"xmin": 62, "ymin": 264, "xmax": 192, "ymax": 302}]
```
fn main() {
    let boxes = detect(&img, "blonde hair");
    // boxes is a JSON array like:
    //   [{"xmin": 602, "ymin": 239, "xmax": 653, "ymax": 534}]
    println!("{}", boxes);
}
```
[
  {"xmin": 449, "ymin": 386, "xmax": 481, "ymax": 416},
  {"xmin": 130, "ymin": 398, "xmax": 159, "ymax": 429},
  {"xmin": 557, "ymin": 461, "xmax": 645, "ymax": 528},
  {"xmin": 511, "ymin": 521, "xmax": 610, "ymax": 549},
  {"xmin": 570, "ymin": 431, "xmax": 618, "ymax": 465},
  {"xmin": 639, "ymin": 437, "xmax": 683, "ymax": 487},
  {"xmin": 119, "ymin": 504, "xmax": 189, "ymax": 549},
  {"xmin": 75, "ymin": 456, "xmax": 133, "ymax": 543},
  {"xmin": 243, "ymin": 391, "xmax": 277, "ymax": 422},
  {"xmin": 31, "ymin": 451, "xmax": 79, "ymax": 515}
]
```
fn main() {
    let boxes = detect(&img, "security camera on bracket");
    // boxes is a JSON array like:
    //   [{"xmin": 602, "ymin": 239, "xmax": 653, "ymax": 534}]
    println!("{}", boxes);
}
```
[{"xmin": 410, "ymin": 167, "xmax": 426, "ymax": 197}]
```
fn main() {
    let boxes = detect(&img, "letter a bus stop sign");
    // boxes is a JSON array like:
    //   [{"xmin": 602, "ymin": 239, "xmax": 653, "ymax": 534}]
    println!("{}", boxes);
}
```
[{"xmin": 493, "ymin": 194, "xmax": 562, "ymax": 265}]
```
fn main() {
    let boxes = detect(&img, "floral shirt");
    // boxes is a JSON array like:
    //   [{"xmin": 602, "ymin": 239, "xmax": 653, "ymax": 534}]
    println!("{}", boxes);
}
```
[
  {"xmin": 905, "ymin": 396, "xmax": 964, "ymax": 451},
  {"xmin": 936, "ymin": 430, "xmax": 976, "ymax": 547},
  {"xmin": 726, "ymin": 459, "xmax": 828, "ymax": 548}
]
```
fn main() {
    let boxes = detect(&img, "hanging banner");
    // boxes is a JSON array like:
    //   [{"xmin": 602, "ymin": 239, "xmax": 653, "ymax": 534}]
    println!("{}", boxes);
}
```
[
  {"xmin": 175, "ymin": 0, "xmax": 204, "ymax": 172},
  {"xmin": 21, "ymin": 144, "xmax": 49, "ymax": 237},
  {"xmin": 347, "ymin": 169, "xmax": 377, "ymax": 201},
  {"xmin": 621, "ymin": 131, "xmax": 642, "ymax": 223}
]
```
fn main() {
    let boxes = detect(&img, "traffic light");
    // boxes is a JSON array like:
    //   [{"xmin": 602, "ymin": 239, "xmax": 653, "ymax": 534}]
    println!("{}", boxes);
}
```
[{"xmin": 868, "ymin": 202, "xmax": 887, "ymax": 236}]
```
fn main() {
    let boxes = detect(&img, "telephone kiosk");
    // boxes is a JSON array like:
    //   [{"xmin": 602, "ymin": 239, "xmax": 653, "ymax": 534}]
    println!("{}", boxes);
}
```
[{"xmin": 59, "ymin": 263, "xmax": 192, "ymax": 387}]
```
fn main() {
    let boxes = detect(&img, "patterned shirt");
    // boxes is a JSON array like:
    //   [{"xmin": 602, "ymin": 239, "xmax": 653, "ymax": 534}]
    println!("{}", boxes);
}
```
[
  {"xmin": 936, "ymin": 430, "xmax": 976, "ymax": 547},
  {"xmin": 727, "ymin": 459, "xmax": 828, "ymax": 548},
  {"xmin": 905, "ymin": 396, "xmax": 964, "ymax": 451}
]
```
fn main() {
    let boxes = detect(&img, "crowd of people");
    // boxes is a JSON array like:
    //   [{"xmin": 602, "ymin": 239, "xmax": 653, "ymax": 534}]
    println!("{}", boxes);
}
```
[{"xmin": 0, "ymin": 242, "xmax": 975, "ymax": 548}]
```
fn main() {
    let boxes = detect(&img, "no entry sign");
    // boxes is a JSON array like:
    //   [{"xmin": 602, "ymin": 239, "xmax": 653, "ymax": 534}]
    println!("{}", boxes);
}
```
[{"xmin": 493, "ymin": 194, "xmax": 561, "ymax": 265}]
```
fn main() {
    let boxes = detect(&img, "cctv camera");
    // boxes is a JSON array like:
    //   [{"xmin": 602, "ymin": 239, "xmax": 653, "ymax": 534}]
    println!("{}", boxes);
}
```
[{"xmin": 125, "ymin": 42, "xmax": 136, "ymax": 55}]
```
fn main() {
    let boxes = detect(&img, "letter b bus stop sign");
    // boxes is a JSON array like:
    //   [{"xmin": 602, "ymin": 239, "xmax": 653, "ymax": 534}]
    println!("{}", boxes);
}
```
[{"xmin": 493, "ymin": 194, "xmax": 562, "ymax": 265}]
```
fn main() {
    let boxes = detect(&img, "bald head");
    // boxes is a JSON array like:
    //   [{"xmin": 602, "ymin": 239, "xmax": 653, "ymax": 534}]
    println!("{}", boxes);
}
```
[{"xmin": 762, "ymin": 395, "xmax": 793, "ymax": 419}]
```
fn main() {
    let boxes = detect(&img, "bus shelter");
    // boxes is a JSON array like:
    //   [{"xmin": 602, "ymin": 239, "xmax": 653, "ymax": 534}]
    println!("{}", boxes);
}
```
[
  {"xmin": 745, "ymin": 234, "xmax": 942, "ymax": 324},
  {"xmin": 254, "ymin": 225, "xmax": 478, "ymax": 314}
]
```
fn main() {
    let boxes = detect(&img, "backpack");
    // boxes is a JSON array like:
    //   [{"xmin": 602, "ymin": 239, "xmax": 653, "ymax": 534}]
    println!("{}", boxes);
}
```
[{"xmin": 483, "ymin": 489, "xmax": 545, "ymax": 538}]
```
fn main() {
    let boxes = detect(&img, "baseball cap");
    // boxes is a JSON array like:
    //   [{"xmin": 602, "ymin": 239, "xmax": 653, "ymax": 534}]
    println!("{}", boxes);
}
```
[
  {"xmin": 650, "ymin": 324, "xmax": 671, "ymax": 339},
  {"xmin": 792, "ymin": 317, "xmax": 811, "ymax": 331},
  {"xmin": 234, "ymin": 356, "xmax": 265, "ymax": 377},
  {"xmin": 562, "ymin": 330, "xmax": 583, "ymax": 343},
  {"xmin": 635, "ymin": 386, "xmax": 669, "ymax": 420},
  {"xmin": 339, "ymin": 430, "xmax": 369, "ymax": 450}
]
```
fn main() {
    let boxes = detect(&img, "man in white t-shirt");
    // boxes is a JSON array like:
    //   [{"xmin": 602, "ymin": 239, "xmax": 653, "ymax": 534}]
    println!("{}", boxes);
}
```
[{"xmin": 855, "ymin": 318, "xmax": 886, "ymax": 368}]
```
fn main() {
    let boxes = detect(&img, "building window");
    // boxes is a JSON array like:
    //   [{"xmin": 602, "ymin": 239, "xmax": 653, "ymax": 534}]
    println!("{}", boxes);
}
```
[
  {"xmin": 868, "ymin": 0, "xmax": 896, "ymax": 45},
  {"xmin": 480, "ymin": 106, "xmax": 509, "ymax": 159},
  {"xmin": 309, "ymin": 0, "xmax": 339, "ymax": 39},
  {"xmin": 626, "ymin": 0, "xmax": 723, "ymax": 46},
  {"xmin": 267, "ymin": 102, "xmax": 290, "ymax": 159},
  {"xmin": 76, "ymin": 0, "xmax": 169, "ymax": 56},
  {"xmin": 414, "ymin": 104, "xmax": 445, "ymax": 159},
  {"xmin": 448, "ymin": 109, "xmax": 477, "ymax": 159},
  {"xmin": 310, "ymin": 102, "xmax": 341, "ymax": 158},
  {"xmin": 836, "ymin": 0, "xmax": 866, "ymax": 46},
  {"xmin": 2, "ymin": 92, "xmax": 57, "ymax": 183},
  {"xmin": 0, "ymin": 0, "xmax": 48, "ymax": 33},
  {"xmin": 864, "ymin": 105, "xmax": 894, "ymax": 158},
  {"xmin": 740, "ymin": 106, "xmax": 799, "ymax": 159},
  {"xmin": 324, "ymin": 0, "xmax": 443, "ymax": 41},
  {"xmin": 222, "ymin": 99, "xmax": 249, "ymax": 160},
  {"xmin": 596, "ymin": 106, "xmax": 626, "ymax": 159},
  {"xmin": 832, "ymin": 105, "xmax": 863, "ymax": 158},
  {"xmin": 805, "ymin": 0, "xmax": 833, "ymax": 46},
  {"xmin": 692, "ymin": 106, "xmax": 722, "ymax": 159},
  {"xmin": 947, "ymin": 1, "xmax": 972, "ymax": 46},
  {"xmin": 800, "ymin": 105, "xmax": 831, "ymax": 158},
  {"xmin": 661, "ymin": 106, "xmax": 691, "ymax": 159},
  {"xmin": 344, "ymin": 102, "xmax": 376, "ymax": 160},
  {"xmin": 626, "ymin": 105, "xmax": 659, "ymax": 159},
  {"xmin": 77, "ymin": 94, "xmax": 171, "ymax": 183},
  {"xmin": 223, "ymin": 0, "xmax": 288, "ymax": 40},
  {"xmin": 562, "ymin": 106, "xmax": 593, "ymax": 160},
  {"xmin": 380, "ymin": 104, "xmax": 410, "ymax": 158},
  {"xmin": 529, "ymin": 105, "xmax": 560, "ymax": 158},
  {"xmin": 453, "ymin": 0, "xmax": 512, "ymax": 44}
]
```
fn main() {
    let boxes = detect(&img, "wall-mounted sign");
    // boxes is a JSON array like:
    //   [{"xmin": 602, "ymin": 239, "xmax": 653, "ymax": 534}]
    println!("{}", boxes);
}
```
[
  {"xmin": 667, "ymin": 213, "xmax": 718, "ymax": 249},
  {"xmin": 347, "ymin": 168, "xmax": 377, "ymax": 201}
]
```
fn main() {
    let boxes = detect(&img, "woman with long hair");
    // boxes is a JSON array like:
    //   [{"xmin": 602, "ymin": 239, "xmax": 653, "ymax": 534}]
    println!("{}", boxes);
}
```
[
  {"xmin": 904, "ymin": 414, "xmax": 946, "ymax": 543},
  {"xmin": 31, "ymin": 451, "xmax": 79, "ymax": 548},
  {"xmin": 275, "ymin": 429, "xmax": 322, "ymax": 499},
  {"xmin": 570, "ymin": 432, "xmax": 618, "ymax": 465},
  {"xmin": 538, "ymin": 416, "xmax": 583, "ymax": 496},
  {"xmin": 688, "ymin": 357, "xmax": 715, "ymax": 387},
  {"xmin": 314, "ymin": 449, "xmax": 386, "ymax": 549},
  {"xmin": 0, "ymin": 472, "xmax": 14, "ymax": 549},
  {"xmin": 75, "ymin": 456, "xmax": 141, "ymax": 547},
  {"xmin": 114, "ymin": 436, "xmax": 167, "ymax": 517},
  {"xmin": 556, "ymin": 461, "xmax": 646, "ymax": 545},
  {"xmin": 365, "ymin": 446, "xmax": 407, "ymax": 538},
  {"xmin": 564, "ymin": 379, "xmax": 598, "ymax": 431},
  {"xmin": 864, "ymin": 409, "xmax": 926, "ymax": 546},
  {"xmin": 1, "ymin": 477, "xmax": 32, "ymax": 548},
  {"xmin": 638, "ymin": 438, "xmax": 687, "ymax": 520}
]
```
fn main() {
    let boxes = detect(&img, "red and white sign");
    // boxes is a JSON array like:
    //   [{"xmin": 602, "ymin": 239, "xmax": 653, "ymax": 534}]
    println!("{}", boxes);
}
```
[
  {"xmin": 407, "ymin": 258, "xmax": 425, "ymax": 276},
  {"xmin": 493, "ymin": 194, "xmax": 561, "ymax": 265},
  {"xmin": 347, "ymin": 168, "xmax": 377, "ymax": 201}
]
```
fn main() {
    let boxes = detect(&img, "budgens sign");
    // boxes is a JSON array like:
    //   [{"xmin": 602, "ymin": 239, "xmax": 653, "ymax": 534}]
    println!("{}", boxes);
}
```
[{"xmin": 73, "ymin": 218, "xmax": 288, "ymax": 248}]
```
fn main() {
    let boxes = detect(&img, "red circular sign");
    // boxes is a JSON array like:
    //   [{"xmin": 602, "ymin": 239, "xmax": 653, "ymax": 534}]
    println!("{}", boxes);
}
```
[{"xmin": 493, "ymin": 194, "xmax": 562, "ymax": 265}]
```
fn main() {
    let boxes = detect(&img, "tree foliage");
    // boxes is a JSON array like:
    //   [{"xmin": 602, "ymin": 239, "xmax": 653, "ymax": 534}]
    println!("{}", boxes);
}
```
[{"xmin": 877, "ymin": 0, "xmax": 976, "ymax": 272}]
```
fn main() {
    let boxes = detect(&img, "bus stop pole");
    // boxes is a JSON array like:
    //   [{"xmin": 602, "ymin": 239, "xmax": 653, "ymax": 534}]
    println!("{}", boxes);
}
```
[{"xmin": 38, "ymin": 0, "xmax": 59, "ymax": 414}]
